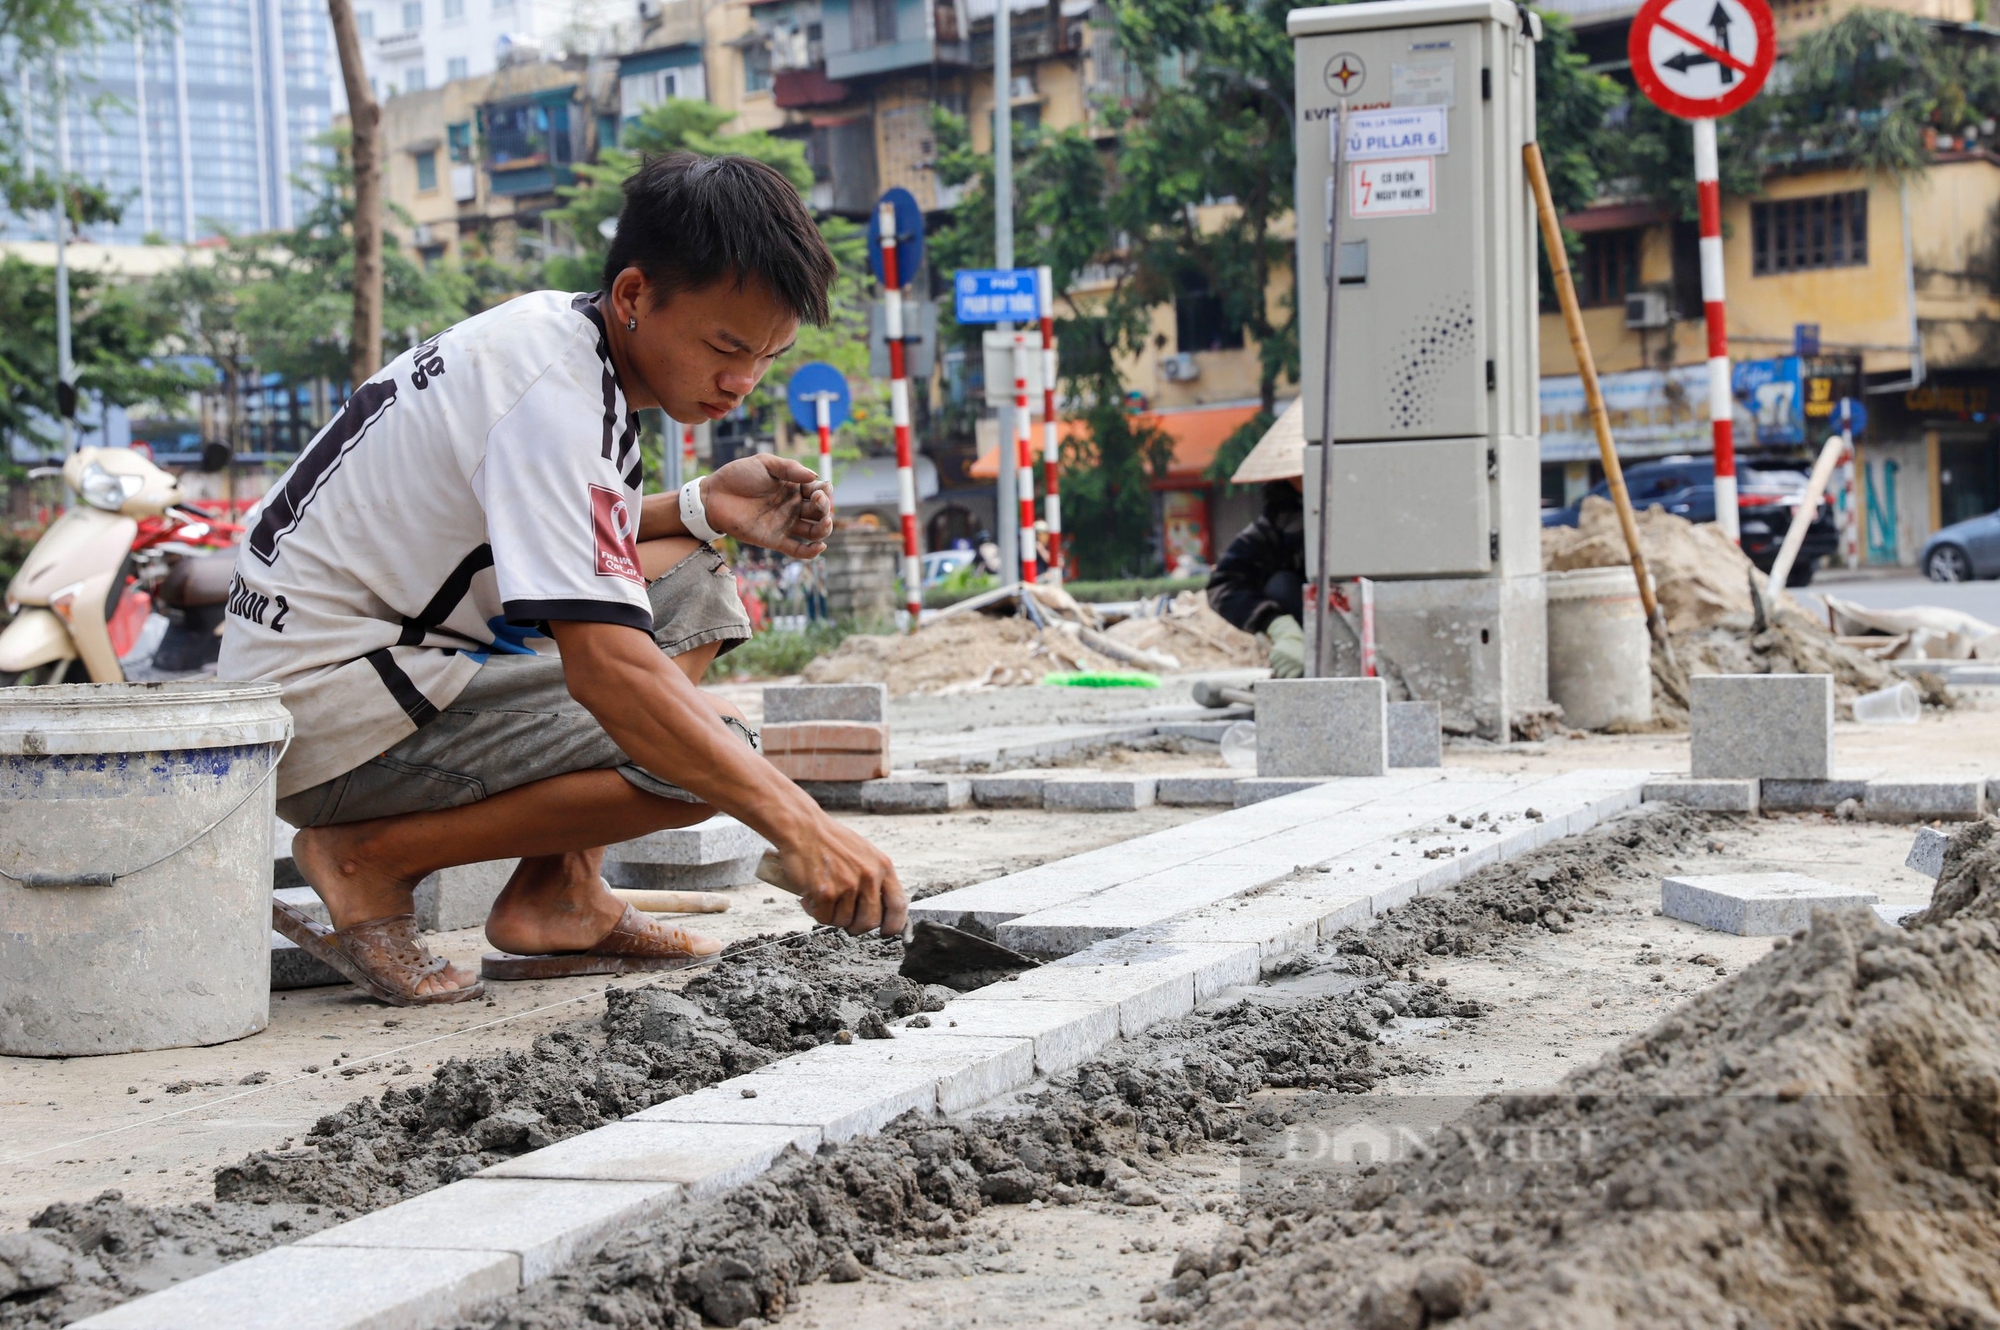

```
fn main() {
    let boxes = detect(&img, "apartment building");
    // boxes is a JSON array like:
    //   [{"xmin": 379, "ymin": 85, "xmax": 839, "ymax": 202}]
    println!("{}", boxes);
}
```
[{"xmin": 351, "ymin": 0, "xmax": 634, "ymax": 99}]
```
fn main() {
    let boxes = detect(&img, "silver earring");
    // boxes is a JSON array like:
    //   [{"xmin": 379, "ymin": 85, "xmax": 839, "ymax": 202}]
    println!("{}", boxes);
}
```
[{"xmin": 626, "ymin": 318, "xmax": 637, "ymax": 331}]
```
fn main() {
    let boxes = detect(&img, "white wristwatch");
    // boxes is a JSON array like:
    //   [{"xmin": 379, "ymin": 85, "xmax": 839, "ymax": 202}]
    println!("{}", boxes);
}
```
[{"xmin": 679, "ymin": 477, "xmax": 721, "ymax": 543}]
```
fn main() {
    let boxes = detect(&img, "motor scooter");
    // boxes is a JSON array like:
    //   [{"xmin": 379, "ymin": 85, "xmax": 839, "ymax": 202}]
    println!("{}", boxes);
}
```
[{"xmin": 0, "ymin": 446, "xmax": 240, "ymax": 685}]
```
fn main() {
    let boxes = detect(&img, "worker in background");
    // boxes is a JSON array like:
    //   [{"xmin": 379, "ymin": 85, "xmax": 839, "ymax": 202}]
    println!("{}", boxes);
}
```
[{"xmin": 1206, "ymin": 401, "xmax": 1308, "ymax": 678}]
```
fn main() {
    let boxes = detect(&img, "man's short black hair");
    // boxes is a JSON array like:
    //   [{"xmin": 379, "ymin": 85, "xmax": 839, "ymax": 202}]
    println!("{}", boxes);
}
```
[{"xmin": 603, "ymin": 152, "xmax": 836, "ymax": 326}]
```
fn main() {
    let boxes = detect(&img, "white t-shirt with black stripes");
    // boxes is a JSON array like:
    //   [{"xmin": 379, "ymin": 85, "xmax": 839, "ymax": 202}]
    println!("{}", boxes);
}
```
[{"xmin": 219, "ymin": 290, "xmax": 653, "ymax": 798}]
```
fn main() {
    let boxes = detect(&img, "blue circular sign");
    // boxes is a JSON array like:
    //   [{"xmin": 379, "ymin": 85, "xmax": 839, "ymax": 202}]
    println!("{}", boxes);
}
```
[
  {"xmin": 867, "ymin": 187, "xmax": 926, "ymax": 288},
  {"xmin": 786, "ymin": 361, "xmax": 851, "ymax": 433},
  {"xmin": 1835, "ymin": 397, "xmax": 1869, "ymax": 437}
]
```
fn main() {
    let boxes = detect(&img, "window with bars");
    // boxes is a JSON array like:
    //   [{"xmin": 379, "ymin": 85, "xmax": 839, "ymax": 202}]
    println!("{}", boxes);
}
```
[
  {"xmin": 1576, "ymin": 228, "xmax": 1640, "ymax": 307},
  {"xmin": 1752, "ymin": 191, "xmax": 1867, "ymax": 275}
]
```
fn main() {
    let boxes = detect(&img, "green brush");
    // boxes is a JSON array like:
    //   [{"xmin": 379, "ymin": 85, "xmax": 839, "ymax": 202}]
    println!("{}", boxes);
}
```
[{"xmin": 1040, "ymin": 671, "xmax": 1161, "ymax": 688}]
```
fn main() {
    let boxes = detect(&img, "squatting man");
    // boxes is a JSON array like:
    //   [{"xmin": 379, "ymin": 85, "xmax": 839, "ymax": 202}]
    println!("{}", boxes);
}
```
[{"xmin": 222, "ymin": 152, "xmax": 904, "ymax": 1004}]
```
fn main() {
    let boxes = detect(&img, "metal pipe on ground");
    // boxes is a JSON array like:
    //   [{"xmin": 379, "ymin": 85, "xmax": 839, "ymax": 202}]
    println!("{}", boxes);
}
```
[{"xmin": 1524, "ymin": 141, "xmax": 1677, "ymax": 673}]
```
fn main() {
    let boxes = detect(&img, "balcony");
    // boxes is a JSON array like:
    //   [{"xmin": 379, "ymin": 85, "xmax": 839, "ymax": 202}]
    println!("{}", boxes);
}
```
[
  {"xmin": 822, "ymin": 0, "xmax": 969, "ymax": 80},
  {"xmin": 481, "ymin": 88, "xmax": 580, "ymax": 198}
]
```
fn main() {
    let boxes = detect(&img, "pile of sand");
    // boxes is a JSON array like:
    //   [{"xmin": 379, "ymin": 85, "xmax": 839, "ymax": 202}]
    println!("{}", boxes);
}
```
[
  {"xmin": 804, "ymin": 592, "xmax": 1263, "ymax": 695},
  {"xmin": 1103, "ymin": 591, "xmax": 1265, "ymax": 672},
  {"xmin": 1172, "ymin": 818, "xmax": 2000, "ymax": 1329},
  {"xmin": 1543, "ymin": 497, "xmax": 1929, "ymax": 725}
]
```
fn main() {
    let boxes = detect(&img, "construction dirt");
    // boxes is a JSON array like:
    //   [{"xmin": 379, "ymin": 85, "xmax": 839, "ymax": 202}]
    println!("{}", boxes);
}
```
[
  {"xmin": 1543, "ymin": 498, "xmax": 1941, "ymax": 725},
  {"xmin": 804, "ymin": 595, "xmax": 1263, "ymax": 696},
  {"xmin": 1155, "ymin": 818, "xmax": 2000, "ymax": 1330},
  {"xmin": 6, "ymin": 805, "xmax": 1973, "ymax": 1330}
]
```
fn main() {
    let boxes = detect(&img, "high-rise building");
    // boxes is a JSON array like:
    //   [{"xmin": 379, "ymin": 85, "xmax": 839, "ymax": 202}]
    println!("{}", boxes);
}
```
[{"xmin": 5, "ymin": 0, "xmax": 337, "ymax": 243}]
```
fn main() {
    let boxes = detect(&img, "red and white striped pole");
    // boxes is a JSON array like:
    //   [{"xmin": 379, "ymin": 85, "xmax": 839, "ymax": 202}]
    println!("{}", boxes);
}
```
[
  {"xmin": 1036, "ymin": 265, "xmax": 1061, "ymax": 583},
  {"xmin": 681, "ymin": 423, "xmax": 697, "ymax": 481},
  {"xmin": 1012, "ymin": 335, "xmax": 1036, "ymax": 584},
  {"xmin": 814, "ymin": 393, "xmax": 833, "ymax": 480},
  {"xmin": 878, "ymin": 200, "xmax": 921, "ymax": 629},
  {"xmin": 1693, "ymin": 117, "xmax": 1739, "ymax": 544}
]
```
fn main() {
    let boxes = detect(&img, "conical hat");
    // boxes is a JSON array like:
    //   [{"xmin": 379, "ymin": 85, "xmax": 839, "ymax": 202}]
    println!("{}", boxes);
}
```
[{"xmin": 1230, "ymin": 398, "xmax": 1304, "ymax": 484}]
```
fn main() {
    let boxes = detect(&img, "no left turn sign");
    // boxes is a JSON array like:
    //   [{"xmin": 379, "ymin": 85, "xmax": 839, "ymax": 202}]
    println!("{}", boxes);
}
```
[{"xmin": 1629, "ymin": 0, "xmax": 1775, "ymax": 121}]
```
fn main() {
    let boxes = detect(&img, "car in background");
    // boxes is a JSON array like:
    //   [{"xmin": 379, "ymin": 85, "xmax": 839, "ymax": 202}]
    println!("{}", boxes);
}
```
[
  {"xmin": 1919, "ymin": 510, "xmax": 2000, "ymax": 581},
  {"xmin": 920, "ymin": 548, "xmax": 978, "ymax": 587},
  {"xmin": 1542, "ymin": 457, "xmax": 1838, "ymax": 586}
]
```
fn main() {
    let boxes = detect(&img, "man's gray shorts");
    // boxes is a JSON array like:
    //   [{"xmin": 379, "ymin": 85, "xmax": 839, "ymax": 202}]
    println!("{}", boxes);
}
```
[{"xmin": 278, "ymin": 546, "xmax": 756, "ymax": 828}]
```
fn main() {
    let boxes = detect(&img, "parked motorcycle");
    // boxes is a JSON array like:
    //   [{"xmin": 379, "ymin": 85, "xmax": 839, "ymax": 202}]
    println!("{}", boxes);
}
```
[{"xmin": 1, "ymin": 446, "xmax": 240, "ymax": 685}]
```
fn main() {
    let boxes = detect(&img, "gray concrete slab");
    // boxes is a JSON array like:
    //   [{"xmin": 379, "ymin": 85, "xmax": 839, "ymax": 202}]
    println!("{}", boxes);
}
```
[
  {"xmin": 860, "ymin": 772, "xmax": 972, "ymax": 813},
  {"xmin": 1642, "ymin": 778, "xmax": 1759, "ymax": 813},
  {"xmin": 298, "ymin": 1177, "xmax": 680, "ymax": 1285},
  {"xmin": 1660, "ymin": 871, "xmax": 1879, "ymax": 936},
  {"xmin": 731, "ymin": 1035, "xmax": 1038, "ymax": 1116},
  {"xmin": 889, "ymin": 999, "xmax": 1121, "ymax": 1077},
  {"xmin": 480, "ymin": 1121, "xmax": 820, "ymax": 1195},
  {"xmin": 1690, "ymin": 674, "xmax": 1833, "ymax": 780},
  {"xmin": 1041, "ymin": 774, "xmax": 1157, "ymax": 811},
  {"xmin": 763, "ymin": 683, "xmax": 887, "ymax": 723},
  {"xmin": 1863, "ymin": 780, "xmax": 1986, "ymax": 822},
  {"xmin": 69, "ymin": 1245, "xmax": 518, "ymax": 1330},
  {"xmin": 629, "ymin": 1073, "xmax": 937, "ymax": 1141},
  {"xmin": 1255, "ymin": 677, "xmax": 1388, "ymax": 777}
]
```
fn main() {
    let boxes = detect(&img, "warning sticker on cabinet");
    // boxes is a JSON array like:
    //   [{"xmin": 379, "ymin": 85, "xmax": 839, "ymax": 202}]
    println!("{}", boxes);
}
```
[{"xmin": 1349, "ymin": 158, "xmax": 1435, "ymax": 218}]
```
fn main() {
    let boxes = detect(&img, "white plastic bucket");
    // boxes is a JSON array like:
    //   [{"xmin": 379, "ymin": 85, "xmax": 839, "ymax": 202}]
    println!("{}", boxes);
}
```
[
  {"xmin": 0, "ymin": 681, "xmax": 292, "ymax": 1056},
  {"xmin": 1852, "ymin": 681, "xmax": 1920, "ymax": 724},
  {"xmin": 1545, "ymin": 567, "xmax": 1654, "ymax": 731}
]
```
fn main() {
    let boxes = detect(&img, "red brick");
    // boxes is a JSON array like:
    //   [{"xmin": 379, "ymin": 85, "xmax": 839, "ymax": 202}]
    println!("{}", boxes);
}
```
[
  {"xmin": 759, "ymin": 722, "xmax": 889, "ymax": 755},
  {"xmin": 769, "ymin": 750, "xmax": 891, "ymax": 781}
]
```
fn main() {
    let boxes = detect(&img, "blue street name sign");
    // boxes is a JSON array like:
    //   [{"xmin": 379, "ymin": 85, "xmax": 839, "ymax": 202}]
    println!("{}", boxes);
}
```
[{"xmin": 953, "ymin": 268, "xmax": 1041, "ymax": 323}]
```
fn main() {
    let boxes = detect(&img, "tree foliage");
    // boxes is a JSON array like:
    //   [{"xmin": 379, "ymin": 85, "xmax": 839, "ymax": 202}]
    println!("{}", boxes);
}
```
[{"xmin": 0, "ymin": 255, "xmax": 207, "ymax": 455}]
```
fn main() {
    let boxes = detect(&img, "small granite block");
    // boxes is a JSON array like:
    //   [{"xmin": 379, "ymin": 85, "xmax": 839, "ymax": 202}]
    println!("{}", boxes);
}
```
[
  {"xmin": 1907, "ymin": 826, "xmax": 1950, "ymax": 879},
  {"xmin": 759, "ymin": 721, "xmax": 888, "ymax": 754},
  {"xmin": 414, "ymin": 859, "xmax": 518, "ymax": 932},
  {"xmin": 1690, "ymin": 674, "xmax": 1833, "ymax": 780},
  {"xmin": 1642, "ymin": 778, "xmax": 1759, "ymax": 813},
  {"xmin": 1759, "ymin": 778, "xmax": 1870, "ymax": 811},
  {"xmin": 1660, "ymin": 871, "xmax": 1878, "ymax": 936},
  {"xmin": 895, "ymin": 999, "xmax": 1120, "ymax": 1076},
  {"xmin": 861, "ymin": 772, "xmax": 971, "ymax": 813},
  {"xmin": 482, "ymin": 1121, "xmax": 817, "ymax": 1195},
  {"xmin": 1043, "ymin": 774, "xmax": 1157, "ymax": 811},
  {"xmin": 797, "ymin": 780, "xmax": 867, "ymax": 809},
  {"xmin": 1156, "ymin": 773, "xmax": 1242, "ymax": 805},
  {"xmin": 271, "ymin": 934, "xmax": 345, "ymax": 990},
  {"xmin": 763, "ymin": 683, "xmax": 887, "ymax": 724},
  {"xmin": 1387, "ymin": 700, "xmax": 1443, "ymax": 768},
  {"xmin": 1864, "ymin": 780, "xmax": 1986, "ymax": 822},
  {"xmin": 299, "ymin": 1177, "xmax": 679, "ymax": 1285},
  {"xmin": 768, "ymin": 750, "xmax": 891, "ymax": 782},
  {"xmin": 970, "ymin": 770, "xmax": 1056, "ymax": 808},
  {"xmin": 1232, "ymin": 776, "xmax": 1333, "ymax": 806},
  {"xmin": 1255, "ymin": 677, "xmax": 1388, "ymax": 777},
  {"xmin": 632, "ymin": 1073, "xmax": 936, "ymax": 1140},
  {"xmin": 604, "ymin": 857, "xmax": 761, "ymax": 891},
  {"xmin": 610, "ymin": 816, "xmax": 768, "ymax": 865},
  {"xmin": 69, "ymin": 1245, "xmax": 517, "ymax": 1330}
]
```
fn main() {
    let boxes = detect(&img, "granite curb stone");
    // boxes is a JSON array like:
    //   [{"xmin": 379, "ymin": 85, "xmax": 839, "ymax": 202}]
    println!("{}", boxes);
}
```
[
  {"xmin": 1387, "ymin": 700, "xmax": 1443, "ymax": 768},
  {"xmin": 1907, "ymin": 826, "xmax": 1950, "ymax": 879},
  {"xmin": 1255, "ymin": 677, "xmax": 1388, "ymax": 777},
  {"xmin": 762, "ymin": 683, "xmax": 887, "ymax": 723},
  {"xmin": 860, "ymin": 772, "xmax": 972, "ymax": 813},
  {"xmin": 1661, "ymin": 871, "xmax": 1879, "ymax": 935},
  {"xmin": 1863, "ymin": 780, "xmax": 1986, "ymax": 822},
  {"xmin": 480, "ymin": 1122, "xmax": 820, "ymax": 1195},
  {"xmin": 1642, "ymin": 778, "xmax": 1759, "ymax": 813},
  {"xmin": 1042, "ymin": 774, "xmax": 1158, "ymax": 811}
]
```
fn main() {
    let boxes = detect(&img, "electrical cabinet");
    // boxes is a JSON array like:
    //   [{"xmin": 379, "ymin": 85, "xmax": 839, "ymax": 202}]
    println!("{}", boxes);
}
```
[{"xmin": 1292, "ymin": 0, "xmax": 1541, "ymax": 579}]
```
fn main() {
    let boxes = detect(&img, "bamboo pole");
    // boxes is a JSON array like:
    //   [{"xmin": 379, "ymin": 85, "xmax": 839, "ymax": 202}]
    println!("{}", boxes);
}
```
[{"xmin": 1524, "ymin": 143, "xmax": 1676, "ymax": 665}]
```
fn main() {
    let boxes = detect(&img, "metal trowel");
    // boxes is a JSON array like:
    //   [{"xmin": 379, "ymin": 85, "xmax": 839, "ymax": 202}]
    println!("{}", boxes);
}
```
[{"xmin": 754, "ymin": 851, "xmax": 1040, "ymax": 990}]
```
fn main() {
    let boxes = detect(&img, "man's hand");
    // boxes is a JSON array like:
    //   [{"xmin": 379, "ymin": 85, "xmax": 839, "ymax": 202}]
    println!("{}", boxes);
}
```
[
  {"xmin": 703, "ymin": 455, "xmax": 833, "ymax": 558},
  {"xmin": 778, "ymin": 817, "xmax": 907, "ymax": 938}
]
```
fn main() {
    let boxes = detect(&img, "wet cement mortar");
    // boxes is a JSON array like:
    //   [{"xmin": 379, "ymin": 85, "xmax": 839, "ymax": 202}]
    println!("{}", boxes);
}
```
[
  {"xmin": 1, "ymin": 804, "xmax": 1786, "ymax": 1330},
  {"xmin": 1150, "ymin": 818, "xmax": 2000, "ymax": 1330}
]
